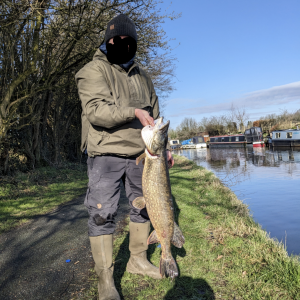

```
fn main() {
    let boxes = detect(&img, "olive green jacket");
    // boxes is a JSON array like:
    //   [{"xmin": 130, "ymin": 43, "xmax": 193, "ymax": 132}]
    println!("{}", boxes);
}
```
[{"xmin": 75, "ymin": 49, "xmax": 160, "ymax": 157}]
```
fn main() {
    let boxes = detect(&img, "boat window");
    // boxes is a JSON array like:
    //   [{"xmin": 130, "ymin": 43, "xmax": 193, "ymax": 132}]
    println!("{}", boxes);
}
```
[
  {"xmin": 287, "ymin": 132, "xmax": 293, "ymax": 139},
  {"xmin": 173, "ymin": 141, "xmax": 178, "ymax": 144},
  {"xmin": 221, "ymin": 138, "xmax": 224, "ymax": 142},
  {"xmin": 240, "ymin": 136, "xmax": 245, "ymax": 141},
  {"xmin": 251, "ymin": 129, "xmax": 255, "ymax": 134},
  {"xmin": 245, "ymin": 130, "xmax": 250, "ymax": 135},
  {"xmin": 211, "ymin": 138, "xmax": 214, "ymax": 142},
  {"xmin": 224, "ymin": 137, "xmax": 229, "ymax": 142},
  {"xmin": 229, "ymin": 137, "xmax": 232, "ymax": 142},
  {"xmin": 235, "ymin": 137, "xmax": 239, "ymax": 141},
  {"xmin": 276, "ymin": 132, "xmax": 281, "ymax": 138}
]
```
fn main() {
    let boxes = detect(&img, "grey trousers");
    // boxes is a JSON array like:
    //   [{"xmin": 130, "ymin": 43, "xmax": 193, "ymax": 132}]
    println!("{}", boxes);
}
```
[{"xmin": 85, "ymin": 155, "xmax": 149, "ymax": 236}]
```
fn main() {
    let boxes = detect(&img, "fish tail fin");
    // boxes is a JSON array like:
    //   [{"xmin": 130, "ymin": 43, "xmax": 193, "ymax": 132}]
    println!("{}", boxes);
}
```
[
  {"xmin": 171, "ymin": 222, "xmax": 185, "ymax": 248},
  {"xmin": 159, "ymin": 256, "xmax": 178, "ymax": 279}
]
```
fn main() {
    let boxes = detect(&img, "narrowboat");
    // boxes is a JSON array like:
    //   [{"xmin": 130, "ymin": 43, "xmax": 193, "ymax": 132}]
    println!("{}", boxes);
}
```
[
  {"xmin": 181, "ymin": 138, "xmax": 195, "ymax": 149},
  {"xmin": 271, "ymin": 130, "xmax": 300, "ymax": 147},
  {"xmin": 192, "ymin": 136, "xmax": 207, "ymax": 148},
  {"xmin": 180, "ymin": 136, "xmax": 208, "ymax": 149},
  {"xmin": 169, "ymin": 139, "xmax": 181, "ymax": 150},
  {"xmin": 209, "ymin": 134, "xmax": 246, "ymax": 148},
  {"xmin": 244, "ymin": 127, "xmax": 264, "ymax": 147}
]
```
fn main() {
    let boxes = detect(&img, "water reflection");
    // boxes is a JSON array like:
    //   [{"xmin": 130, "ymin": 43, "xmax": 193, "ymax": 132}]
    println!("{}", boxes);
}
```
[{"xmin": 174, "ymin": 147, "xmax": 300, "ymax": 255}]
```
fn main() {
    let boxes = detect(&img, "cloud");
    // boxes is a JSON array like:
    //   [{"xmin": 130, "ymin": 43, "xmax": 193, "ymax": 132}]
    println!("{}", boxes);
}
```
[{"xmin": 170, "ymin": 81, "xmax": 300, "ymax": 117}]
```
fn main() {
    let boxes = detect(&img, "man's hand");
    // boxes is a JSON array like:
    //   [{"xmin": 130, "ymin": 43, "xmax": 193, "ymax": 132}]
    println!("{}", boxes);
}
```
[
  {"xmin": 135, "ymin": 109, "xmax": 154, "ymax": 127},
  {"xmin": 167, "ymin": 150, "xmax": 174, "ymax": 169}
]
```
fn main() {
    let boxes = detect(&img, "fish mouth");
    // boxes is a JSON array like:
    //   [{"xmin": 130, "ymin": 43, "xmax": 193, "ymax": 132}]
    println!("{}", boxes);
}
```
[
  {"xmin": 158, "ymin": 120, "xmax": 170, "ymax": 134},
  {"xmin": 153, "ymin": 117, "xmax": 169, "ymax": 133},
  {"xmin": 141, "ymin": 117, "xmax": 170, "ymax": 150},
  {"xmin": 154, "ymin": 117, "xmax": 164, "ymax": 129}
]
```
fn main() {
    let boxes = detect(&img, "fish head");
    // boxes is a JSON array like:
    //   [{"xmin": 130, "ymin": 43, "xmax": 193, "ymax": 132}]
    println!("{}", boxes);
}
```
[{"xmin": 141, "ymin": 117, "xmax": 170, "ymax": 155}]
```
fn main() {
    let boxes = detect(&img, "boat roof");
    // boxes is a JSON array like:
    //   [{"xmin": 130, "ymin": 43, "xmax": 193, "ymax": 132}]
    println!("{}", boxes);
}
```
[
  {"xmin": 210, "ymin": 134, "xmax": 244, "ymax": 138},
  {"xmin": 272, "ymin": 129, "xmax": 300, "ymax": 132}
]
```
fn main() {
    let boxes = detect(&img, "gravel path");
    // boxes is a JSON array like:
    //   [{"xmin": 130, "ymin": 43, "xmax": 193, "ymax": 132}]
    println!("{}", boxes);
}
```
[{"xmin": 0, "ymin": 185, "xmax": 130, "ymax": 300}]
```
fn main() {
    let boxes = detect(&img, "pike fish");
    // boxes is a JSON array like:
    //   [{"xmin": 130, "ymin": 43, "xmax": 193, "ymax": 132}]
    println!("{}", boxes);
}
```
[{"xmin": 133, "ymin": 117, "xmax": 185, "ymax": 279}]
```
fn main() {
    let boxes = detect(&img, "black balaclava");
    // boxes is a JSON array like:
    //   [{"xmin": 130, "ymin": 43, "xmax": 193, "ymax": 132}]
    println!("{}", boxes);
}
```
[
  {"xmin": 104, "ymin": 14, "xmax": 137, "ymax": 65},
  {"xmin": 106, "ymin": 36, "xmax": 137, "ymax": 65}
]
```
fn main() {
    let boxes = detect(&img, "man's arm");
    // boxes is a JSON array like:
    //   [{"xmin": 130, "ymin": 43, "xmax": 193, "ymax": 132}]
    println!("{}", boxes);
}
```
[
  {"xmin": 76, "ymin": 63, "xmax": 136, "ymax": 129},
  {"xmin": 151, "ymin": 89, "xmax": 160, "ymax": 120},
  {"xmin": 76, "ymin": 63, "xmax": 154, "ymax": 128},
  {"xmin": 149, "ymin": 79, "xmax": 160, "ymax": 120}
]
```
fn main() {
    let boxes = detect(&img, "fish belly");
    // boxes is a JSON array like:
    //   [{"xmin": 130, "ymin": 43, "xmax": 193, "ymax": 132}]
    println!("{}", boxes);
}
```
[{"xmin": 142, "ymin": 157, "xmax": 174, "ymax": 244}]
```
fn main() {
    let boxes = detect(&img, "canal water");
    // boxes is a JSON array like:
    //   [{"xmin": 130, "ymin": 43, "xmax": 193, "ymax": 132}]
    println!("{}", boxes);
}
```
[{"xmin": 174, "ymin": 147, "xmax": 300, "ymax": 256}]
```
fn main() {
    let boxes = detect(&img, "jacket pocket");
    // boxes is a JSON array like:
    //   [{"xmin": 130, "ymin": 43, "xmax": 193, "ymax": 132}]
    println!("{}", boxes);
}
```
[{"xmin": 88, "ymin": 124, "xmax": 106, "ymax": 148}]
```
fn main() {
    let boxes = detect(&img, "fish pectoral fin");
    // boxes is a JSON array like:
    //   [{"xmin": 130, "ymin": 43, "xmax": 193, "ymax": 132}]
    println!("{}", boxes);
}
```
[
  {"xmin": 147, "ymin": 230, "xmax": 160, "ymax": 245},
  {"xmin": 136, "ymin": 153, "xmax": 146, "ymax": 165},
  {"xmin": 171, "ymin": 222, "xmax": 185, "ymax": 248},
  {"xmin": 132, "ymin": 197, "xmax": 146, "ymax": 209}
]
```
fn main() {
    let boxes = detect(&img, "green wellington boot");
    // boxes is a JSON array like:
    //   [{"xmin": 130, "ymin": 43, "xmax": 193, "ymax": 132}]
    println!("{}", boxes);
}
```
[
  {"xmin": 89, "ymin": 235, "xmax": 120, "ymax": 300},
  {"xmin": 126, "ymin": 221, "xmax": 161, "ymax": 279}
]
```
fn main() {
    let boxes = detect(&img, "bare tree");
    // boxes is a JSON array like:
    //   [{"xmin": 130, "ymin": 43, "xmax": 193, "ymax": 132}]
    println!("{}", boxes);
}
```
[
  {"xmin": 229, "ymin": 104, "xmax": 249, "ymax": 131},
  {"xmin": 168, "ymin": 128, "xmax": 178, "ymax": 140},
  {"xmin": 176, "ymin": 117, "xmax": 200, "ymax": 140},
  {"xmin": 0, "ymin": 0, "xmax": 180, "ymax": 173}
]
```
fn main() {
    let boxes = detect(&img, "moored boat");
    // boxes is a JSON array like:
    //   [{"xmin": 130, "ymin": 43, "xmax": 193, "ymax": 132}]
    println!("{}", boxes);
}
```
[
  {"xmin": 181, "ymin": 138, "xmax": 195, "ymax": 149},
  {"xmin": 169, "ymin": 139, "xmax": 181, "ymax": 150},
  {"xmin": 209, "ymin": 134, "xmax": 246, "ymax": 148},
  {"xmin": 271, "ymin": 129, "xmax": 300, "ymax": 147},
  {"xmin": 192, "ymin": 136, "xmax": 207, "ymax": 148},
  {"xmin": 244, "ymin": 127, "xmax": 264, "ymax": 146}
]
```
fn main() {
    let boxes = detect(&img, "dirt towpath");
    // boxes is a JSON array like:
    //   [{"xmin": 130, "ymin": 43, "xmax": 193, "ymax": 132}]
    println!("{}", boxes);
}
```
[{"xmin": 0, "ymin": 185, "xmax": 130, "ymax": 300}]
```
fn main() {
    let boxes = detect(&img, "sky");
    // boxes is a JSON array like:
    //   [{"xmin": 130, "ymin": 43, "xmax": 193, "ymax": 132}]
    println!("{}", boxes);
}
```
[{"xmin": 156, "ymin": 0, "xmax": 300, "ymax": 128}]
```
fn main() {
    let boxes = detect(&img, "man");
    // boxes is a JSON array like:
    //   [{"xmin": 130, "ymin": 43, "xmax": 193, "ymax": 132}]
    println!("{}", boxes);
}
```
[{"xmin": 75, "ymin": 14, "xmax": 174, "ymax": 300}]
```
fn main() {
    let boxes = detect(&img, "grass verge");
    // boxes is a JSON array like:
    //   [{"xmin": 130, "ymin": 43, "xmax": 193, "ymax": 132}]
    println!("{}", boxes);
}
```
[
  {"xmin": 0, "ymin": 163, "xmax": 88, "ymax": 234},
  {"xmin": 84, "ymin": 155, "xmax": 299, "ymax": 300}
]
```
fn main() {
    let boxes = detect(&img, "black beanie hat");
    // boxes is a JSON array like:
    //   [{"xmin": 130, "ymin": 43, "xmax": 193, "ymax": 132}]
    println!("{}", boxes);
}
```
[{"xmin": 104, "ymin": 14, "xmax": 137, "ymax": 44}]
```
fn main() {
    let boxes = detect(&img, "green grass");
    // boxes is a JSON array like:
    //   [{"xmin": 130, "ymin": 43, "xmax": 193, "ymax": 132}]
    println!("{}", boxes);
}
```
[
  {"xmin": 84, "ymin": 155, "xmax": 300, "ymax": 300},
  {"xmin": 0, "ymin": 163, "xmax": 88, "ymax": 234}
]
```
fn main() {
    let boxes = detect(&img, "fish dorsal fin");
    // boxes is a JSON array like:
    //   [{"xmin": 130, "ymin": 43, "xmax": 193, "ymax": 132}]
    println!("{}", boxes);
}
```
[
  {"xmin": 147, "ymin": 230, "xmax": 160, "ymax": 245},
  {"xmin": 132, "ymin": 197, "xmax": 146, "ymax": 209},
  {"xmin": 171, "ymin": 222, "xmax": 185, "ymax": 248},
  {"xmin": 136, "ymin": 152, "xmax": 146, "ymax": 165}
]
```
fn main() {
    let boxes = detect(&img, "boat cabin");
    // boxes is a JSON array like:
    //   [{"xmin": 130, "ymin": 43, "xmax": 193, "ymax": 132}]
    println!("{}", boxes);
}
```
[
  {"xmin": 271, "ymin": 130, "xmax": 300, "ymax": 147},
  {"xmin": 209, "ymin": 134, "xmax": 246, "ymax": 148},
  {"xmin": 192, "ymin": 136, "xmax": 207, "ymax": 148},
  {"xmin": 169, "ymin": 139, "xmax": 181, "ymax": 150},
  {"xmin": 192, "ymin": 136, "xmax": 204, "ymax": 144},
  {"xmin": 244, "ymin": 127, "xmax": 263, "ymax": 143}
]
